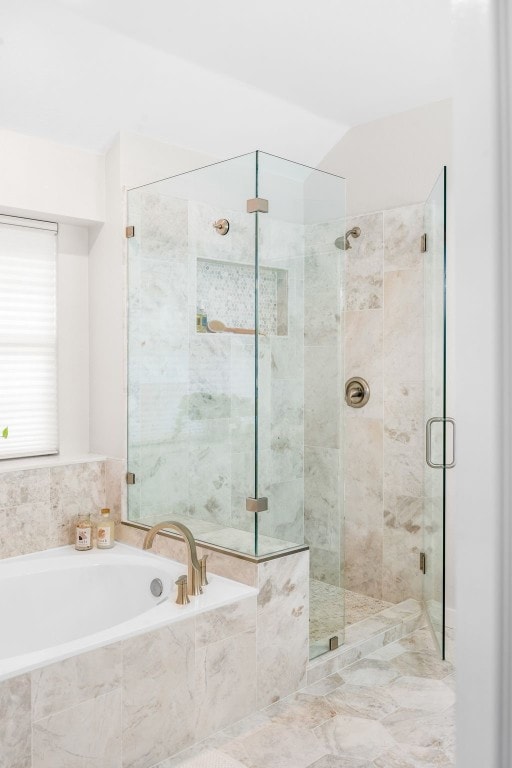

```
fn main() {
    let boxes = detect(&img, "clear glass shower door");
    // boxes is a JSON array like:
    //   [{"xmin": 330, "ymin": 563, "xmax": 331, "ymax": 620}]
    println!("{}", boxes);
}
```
[{"xmin": 423, "ymin": 167, "xmax": 448, "ymax": 656}]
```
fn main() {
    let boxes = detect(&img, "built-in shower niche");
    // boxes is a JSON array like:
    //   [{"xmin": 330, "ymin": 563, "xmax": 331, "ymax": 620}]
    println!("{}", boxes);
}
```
[{"xmin": 196, "ymin": 257, "xmax": 289, "ymax": 336}]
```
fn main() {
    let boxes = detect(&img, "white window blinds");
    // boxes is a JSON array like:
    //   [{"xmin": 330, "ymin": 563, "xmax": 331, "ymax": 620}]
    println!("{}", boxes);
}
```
[{"xmin": 0, "ymin": 217, "xmax": 58, "ymax": 460}]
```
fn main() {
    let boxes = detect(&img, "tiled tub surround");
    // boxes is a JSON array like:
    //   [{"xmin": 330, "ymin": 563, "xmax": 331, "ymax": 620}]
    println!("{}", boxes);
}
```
[
  {"xmin": 0, "ymin": 457, "xmax": 125, "ymax": 559},
  {"xmin": 118, "ymin": 523, "xmax": 310, "ymax": 709},
  {"xmin": 0, "ymin": 543, "xmax": 258, "ymax": 768},
  {"xmin": 0, "ymin": 448, "xmax": 310, "ymax": 766},
  {"xmin": 0, "ymin": 543, "xmax": 256, "ymax": 681}
]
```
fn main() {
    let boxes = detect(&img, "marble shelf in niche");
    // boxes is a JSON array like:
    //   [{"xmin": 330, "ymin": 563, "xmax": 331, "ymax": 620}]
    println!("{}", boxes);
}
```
[{"xmin": 196, "ymin": 257, "xmax": 289, "ymax": 337}]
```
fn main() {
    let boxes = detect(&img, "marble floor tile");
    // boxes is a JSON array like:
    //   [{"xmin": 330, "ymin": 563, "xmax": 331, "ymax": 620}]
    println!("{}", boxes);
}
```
[
  {"xmin": 265, "ymin": 692, "xmax": 338, "ymax": 729},
  {"xmin": 313, "ymin": 714, "xmax": 395, "ymax": 762},
  {"xmin": 307, "ymin": 756, "xmax": 373, "ymax": 768},
  {"xmin": 373, "ymin": 743, "xmax": 453, "ymax": 767},
  {"xmin": 340, "ymin": 658, "xmax": 401, "ymax": 688},
  {"xmin": 221, "ymin": 721, "xmax": 328, "ymax": 768},
  {"xmin": 165, "ymin": 629, "xmax": 455, "ymax": 768},
  {"xmin": 159, "ymin": 750, "xmax": 248, "ymax": 768},
  {"xmin": 326, "ymin": 683, "xmax": 399, "ymax": 721},
  {"xmin": 385, "ymin": 676, "xmax": 455, "ymax": 714},
  {"xmin": 390, "ymin": 651, "xmax": 453, "ymax": 681},
  {"xmin": 382, "ymin": 707, "xmax": 456, "ymax": 754}
]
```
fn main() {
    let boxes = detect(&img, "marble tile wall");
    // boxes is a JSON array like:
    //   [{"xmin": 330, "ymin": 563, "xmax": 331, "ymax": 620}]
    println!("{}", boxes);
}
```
[
  {"xmin": 1, "ymin": 544, "xmax": 309, "ymax": 768},
  {"xmin": 342, "ymin": 203, "xmax": 425, "ymax": 604},
  {"xmin": 0, "ymin": 458, "xmax": 125, "ymax": 559}
]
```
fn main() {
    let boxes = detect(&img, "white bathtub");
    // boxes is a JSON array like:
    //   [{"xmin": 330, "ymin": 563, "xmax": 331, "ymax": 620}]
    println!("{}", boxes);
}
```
[{"xmin": 0, "ymin": 542, "xmax": 257, "ymax": 682}]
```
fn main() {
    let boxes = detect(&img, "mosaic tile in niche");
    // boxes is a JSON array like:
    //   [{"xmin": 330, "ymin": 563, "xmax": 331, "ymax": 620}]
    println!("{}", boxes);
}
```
[{"xmin": 196, "ymin": 258, "xmax": 288, "ymax": 336}]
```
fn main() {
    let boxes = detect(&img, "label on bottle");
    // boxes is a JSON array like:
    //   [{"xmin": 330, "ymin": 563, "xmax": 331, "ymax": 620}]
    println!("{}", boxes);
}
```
[
  {"xmin": 97, "ymin": 525, "xmax": 111, "ymax": 547},
  {"xmin": 76, "ymin": 526, "xmax": 91, "ymax": 549}
]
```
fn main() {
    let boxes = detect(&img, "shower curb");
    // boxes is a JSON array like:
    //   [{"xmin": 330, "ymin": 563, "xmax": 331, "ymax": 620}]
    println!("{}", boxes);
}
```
[{"xmin": 306, "ymin": 599, "xmax": 426, "ymax": 684}]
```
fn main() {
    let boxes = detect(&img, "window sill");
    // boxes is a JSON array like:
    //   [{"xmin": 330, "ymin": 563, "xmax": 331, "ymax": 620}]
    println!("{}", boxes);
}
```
[{"xmin": 0, "ymin": 453, "xmax": 108, "ymax": 474}]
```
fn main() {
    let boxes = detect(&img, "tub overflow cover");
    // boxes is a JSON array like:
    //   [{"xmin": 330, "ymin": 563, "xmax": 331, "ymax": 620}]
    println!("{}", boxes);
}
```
[{"xmin": 150, "ymin": 578, "xmax": 163, "ymax": 597}]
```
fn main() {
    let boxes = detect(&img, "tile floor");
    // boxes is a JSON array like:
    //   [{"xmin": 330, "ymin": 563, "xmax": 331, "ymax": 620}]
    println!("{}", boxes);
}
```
[
  {"xmin": 157, "ymin": 626, "xmax": 455, "ymax": 768},
  {"xmin": 310, "ymin": 579, "xmax": 394, "ymax": 642}
]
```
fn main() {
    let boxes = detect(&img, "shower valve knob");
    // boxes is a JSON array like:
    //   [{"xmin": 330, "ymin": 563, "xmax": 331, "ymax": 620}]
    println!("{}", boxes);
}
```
[
  {"xmin": 345, "ymin": 377, "xmax": 370, "ymax": 408},
  {"xmin": 212, "ymin": 218, "xmax": 230, "ymax": 235}
]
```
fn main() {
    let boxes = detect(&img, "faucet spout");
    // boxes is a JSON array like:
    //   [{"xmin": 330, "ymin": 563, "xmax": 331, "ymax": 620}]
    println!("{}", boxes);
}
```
[{"xmin": 143, "ymin": 521, "xmax": 202, "ymax": 597}]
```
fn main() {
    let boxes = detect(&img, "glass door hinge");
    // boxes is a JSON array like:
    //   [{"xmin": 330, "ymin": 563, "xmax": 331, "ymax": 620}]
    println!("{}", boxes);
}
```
[
  {"xmin": 126, "ymin": 472, "xmax": 136, "ymax": 485},
  {"xmin": 246, "ymin": 496, "xmax": 268, "ymax": 513},
  {"xmin": 246, "ymin": 198, "xmax": 269, "ymax": 214},
  {"xmin": 329, "ymin": 636, "xmax": 339, "ymax": 651},
  {"xmin": 125, "ymin": 226, "xmax": 135, "ymax": 238},
  {"xmin": 420, "ymin": 233, "xmax": 427, "ymax": 253},
  {"xmin": 420, "ymin": 552, "xmax": 427, "ymax": 574}
]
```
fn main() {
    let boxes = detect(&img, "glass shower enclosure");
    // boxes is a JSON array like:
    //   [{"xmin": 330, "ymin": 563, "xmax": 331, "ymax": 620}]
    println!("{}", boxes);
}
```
[{"xmin": 126, "ymin": 152, "xmax": 346, "ymax": 587}]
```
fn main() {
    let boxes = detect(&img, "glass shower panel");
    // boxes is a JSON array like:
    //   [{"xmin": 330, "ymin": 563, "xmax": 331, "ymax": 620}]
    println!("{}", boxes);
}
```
[
  {"xmin": 256, "ymin": 153, "xmax": 346, "ymax": 656},
  {"xmin": 127, "ymin": 154, "xmax": 259, "ymax": 554},
  {"xmin": 423, "ymin": 167, "xmax": 447, "ymax": 656}
]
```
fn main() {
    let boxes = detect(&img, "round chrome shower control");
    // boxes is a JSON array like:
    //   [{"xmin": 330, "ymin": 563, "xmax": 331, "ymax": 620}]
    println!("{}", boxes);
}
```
[
  {"xmin": 345, "ymin": 377, "xmax": 370, "ymax": 408},
  {"xmin": 150, "ymin": 578, "xmax": 163, "ymax": 597}
]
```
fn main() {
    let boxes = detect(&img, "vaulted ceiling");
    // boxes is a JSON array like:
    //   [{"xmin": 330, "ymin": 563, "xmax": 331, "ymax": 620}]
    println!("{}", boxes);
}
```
[{"xmin": 0, "ymin": 0, "xmax": 452, "ymax": 165}]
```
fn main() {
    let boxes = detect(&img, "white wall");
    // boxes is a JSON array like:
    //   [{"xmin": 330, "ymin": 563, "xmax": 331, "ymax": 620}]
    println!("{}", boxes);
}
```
[
  {"xmin": 57, "ymin": 225, "xmax": 90, "ymax": 456},
  {"xmin": 88, "ymin": 132, "xmax": 216, "ymax": 459},
  {"xmin": 319, "ymin": 100, "xmax": 452, "ymax": 216},
  {"xmin": 452, "ymin": 0, "xmax": 511, "ymax": 764},
  {"xmin": 0, "ymin": 131, "xmax": 105, "ymax": 461},
  {"xmin": 0, "ymin": 129, "xmax": 104, "ymax": 225},
  {"xmin": 120, "ymin": 132, "xmax": 216, "ymax": 191}
]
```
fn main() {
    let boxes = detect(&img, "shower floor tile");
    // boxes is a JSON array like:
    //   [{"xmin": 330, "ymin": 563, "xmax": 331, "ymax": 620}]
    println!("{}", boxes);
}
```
[{"xmin": 309, "ymin": 579, "xmax": 393, "ymax": 643}]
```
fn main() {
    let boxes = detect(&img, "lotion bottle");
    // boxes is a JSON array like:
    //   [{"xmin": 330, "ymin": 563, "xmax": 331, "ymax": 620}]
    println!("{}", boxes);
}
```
[
  {"xmin": 97, "ymin": 508, "xmax": 115, "ymax": 549},
  {"xmin": 75, "ymin": 513, "xmax": 92, "ymax": 551}
]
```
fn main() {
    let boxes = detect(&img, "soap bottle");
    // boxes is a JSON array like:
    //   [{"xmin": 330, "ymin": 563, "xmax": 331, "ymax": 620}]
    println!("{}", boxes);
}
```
[
  {"xmin": 196, "ymin": 306, "xmax": 208, "ymax": 333},
  {"xmin": 75, "ymin": 513, "xmax": 92, "ymax": 551},
  {"xmin": 97, "ymin": 508, "xmax": 115, "ymax": 549},
  {"xmin": 196, "ymin": 306, "xmax": 203, "ymax": 333}
]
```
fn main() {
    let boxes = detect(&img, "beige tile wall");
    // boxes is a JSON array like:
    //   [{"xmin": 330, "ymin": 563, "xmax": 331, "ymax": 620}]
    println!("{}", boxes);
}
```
[
  {"xmin": 0, "ymin": 458, "xmax": 125, "ymax": 559},
  {"xmin": 343, "ymin": 203, "xmax": 425, "ymax": 603}
]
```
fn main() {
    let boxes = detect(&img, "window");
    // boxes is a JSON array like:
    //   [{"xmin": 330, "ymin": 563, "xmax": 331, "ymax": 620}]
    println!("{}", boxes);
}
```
[{"xmin": 0, "ymin": 215, "xmax": 58, "ymax": 459}]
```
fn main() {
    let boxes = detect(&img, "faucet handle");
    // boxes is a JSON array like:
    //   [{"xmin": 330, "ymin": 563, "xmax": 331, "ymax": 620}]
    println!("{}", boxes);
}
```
[
  {"xmin": 175, "ymin": 575, "xmax": 190, "ymax": 605},
  {"xmin": 199, "ymin": 554, "xmax": 209, "ymax": 587}
]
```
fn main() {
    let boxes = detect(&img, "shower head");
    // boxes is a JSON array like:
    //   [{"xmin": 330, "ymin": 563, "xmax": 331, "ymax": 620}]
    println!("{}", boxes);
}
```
[{"xmin": 335, "ymin": 226, "xmax": 361, "ymax": 250}]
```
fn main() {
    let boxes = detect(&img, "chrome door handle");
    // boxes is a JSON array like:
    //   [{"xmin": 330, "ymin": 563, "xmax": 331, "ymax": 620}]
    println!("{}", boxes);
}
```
[{"xmin": 426, "ymin": 417, "xmax": 456, "ymax": 469}]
